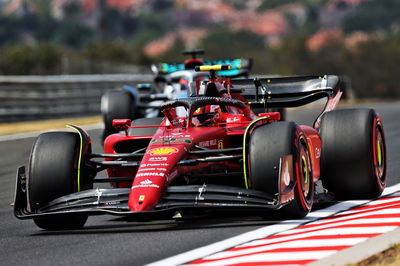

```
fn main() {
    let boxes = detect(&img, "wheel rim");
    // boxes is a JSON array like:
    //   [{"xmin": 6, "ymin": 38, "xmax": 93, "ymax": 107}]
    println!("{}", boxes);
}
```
[
  {"xmin": 374, "ymin": 126, "xmax": 385, "ymax": 183},
  {"xmin": 301, "ymin": 155, "xmax": 310, "ymax": 196},
  {"xmin": 299, "ymin": 140, "xmax": 312, "ymax": 203}
]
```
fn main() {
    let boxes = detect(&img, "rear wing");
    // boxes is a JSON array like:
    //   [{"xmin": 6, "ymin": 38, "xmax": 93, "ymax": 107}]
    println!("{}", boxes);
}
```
[
  {"xmin": 151, "ymin": 58, "xmax": 252, "ymax": 77},
  {"xmin": 231, "ymin": 75, "xmax": 341, "ymax": 108}
]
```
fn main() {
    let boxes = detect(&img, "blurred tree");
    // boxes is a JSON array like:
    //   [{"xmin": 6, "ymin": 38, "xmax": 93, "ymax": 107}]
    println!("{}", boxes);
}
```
[
  {"xmin": 130, "ymin": 42, "xmax": 152, "ymax": 65},
  {"xmin": 147, "ymin": 0, "xmax": 174, "ymax": 11},
  {"xmin": 33, "ymin": 13, "xmax": 57, "ymax": 41},
  {"xmin": 0, "ymin": 15, "xmax": 20, "ymax": 45},
  {"xmin": 230, "ymin": 0, "xmax": 247, "ymax": 10},
  {"xmin": 136, "ymin": 12, "xmax": 170, "ymax": 37},
  {"xmin": 258, "ymin": 0, "xmax": 292, "ymax": 10},
  {"xmin": 344, "ymin": 33, "xmax": 400, "ymax": 98},
  {"xmin": 343, "ymin": 0, "xmax": 400, "ymax": 33},
  {"xmin": 53, "ymin": 21, "xmax": 93, "ymax": 48},
  {"xmin": 0, "ymin": 45, "xmax": 35, "ymax": 75},
  {"xmin": 264, "ymin": 32, "xmax": 400, "ymax": 99},
  {"xmin": 63, "ymin": 1, "xmax": 81, "ymax": 18},
  {"xmin": 0, "ymin": 43, "xmax": 61, "ymax": 75},
  {"xmin": 200, "ymin": 28, "xmax": 266, "ymax": 60},
  {"xmin": 258, "ymin": 0, "xmax": 327, "ymax": 11},
  {"xmin": 32, "ymin": 42, "xmax": 62, "ymax": 74},
  {"xmin": 157, "ymin": 36, "xmax": 186, "ymax": 63},
  {"xmin": 83, "ymin": 41, "xmax": 132, "ymax": 63},
  {"xmin": 268, "ymin": 34, "xmax": 311, "ymax": 75}
]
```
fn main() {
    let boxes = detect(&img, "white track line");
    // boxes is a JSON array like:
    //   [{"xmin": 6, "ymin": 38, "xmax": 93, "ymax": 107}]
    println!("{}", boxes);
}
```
[{"xmin": 146, "ymin": 184, "xmax": 400, "ymax": 266}]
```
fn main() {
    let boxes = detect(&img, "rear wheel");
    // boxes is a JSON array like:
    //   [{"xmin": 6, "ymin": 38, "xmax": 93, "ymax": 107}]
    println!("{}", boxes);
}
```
[
  {"xmin": 320, "ymin": 108, "xmax": 386, "ymax": 199},
  {"xmin": 101, "ymin": 89, "xmax": 136, "ymax": 140},
  {"xmin": 249, "ymin": 122, "xmax": 314, "ymax": 219},
  {"xmin": 28, "ymin": 132, "xmax": 91, "ymax": 230}
]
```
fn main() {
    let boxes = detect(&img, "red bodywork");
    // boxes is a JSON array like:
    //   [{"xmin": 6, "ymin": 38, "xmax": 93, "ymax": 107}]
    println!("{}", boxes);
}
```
[{"xmin": 103, "ymin": 76, "xmax": 331, "ymax": 213}]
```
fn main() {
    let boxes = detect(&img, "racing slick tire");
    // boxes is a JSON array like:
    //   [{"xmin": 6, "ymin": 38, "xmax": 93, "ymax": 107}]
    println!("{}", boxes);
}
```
[
  {"xmin": 249, "ymin": 122, "xmax": 314, "ymax": 218},
  {"xmin": 128, "ymin": 117, "xmax": 164, "ymax": 136},
  {"xmin": 320, "ymin": 108, "xmax": 386, "ymax": 199},
  {"xmin": 28, "ymin": 132, "xmax": 91, "ymax": 230},
  {"xmin": 101, "ymin": 89, "xmax": 136, "ymax": 140}
]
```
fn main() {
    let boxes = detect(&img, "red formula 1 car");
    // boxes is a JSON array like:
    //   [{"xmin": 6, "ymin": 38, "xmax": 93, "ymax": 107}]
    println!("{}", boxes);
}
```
[{"xmin": 14, "ymin": 66, "xmax": 386, "ymax": 230}]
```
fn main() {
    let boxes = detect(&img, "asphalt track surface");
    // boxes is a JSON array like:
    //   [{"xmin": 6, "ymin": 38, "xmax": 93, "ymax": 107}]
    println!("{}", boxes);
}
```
[{"xmin": 1, "ymin": 101, "xmax": 399, "ymax": 266}]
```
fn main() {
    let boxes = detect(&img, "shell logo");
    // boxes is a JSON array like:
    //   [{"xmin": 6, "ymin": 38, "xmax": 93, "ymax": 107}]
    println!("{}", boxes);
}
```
[{"xmin": 148, "ymin": 147, "xmax": 178, "ymax": 156}]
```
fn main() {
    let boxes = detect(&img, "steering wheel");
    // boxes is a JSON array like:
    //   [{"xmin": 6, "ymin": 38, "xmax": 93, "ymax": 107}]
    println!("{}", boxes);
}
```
[{"xmin": 192, "ymin": 112, "xmax": 216, "ymax": 126}]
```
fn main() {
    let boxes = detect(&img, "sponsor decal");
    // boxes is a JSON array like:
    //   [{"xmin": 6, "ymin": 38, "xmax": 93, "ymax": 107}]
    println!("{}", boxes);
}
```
[
  {"xmin": 138, "ymin": 168, "xmax": 156, "ymax": 172},
  {"xmin": 141, "ymin": 179, "xmax": 152, "ymax": 185},
  {"xmin": 170, "ymin": 133, "xmax": 191, "ymax": 137},
  {"xmin": 151, "ymin": 137, "xmax": 192, "ymax": 145},
  {"xmin": 282, "ymin": 160, "xmax": 291, "ymax": 186},
  {"xmin": 227, "ymin": 117, "xmax": 241, "ymax": 123},
  {"xmin": 218, "ymin": 140, "xmax": 224, "ymax": 149},
  {"xmin": 199, "ymin": 139, "xmax": 217, "ymax": 147},
  {"xmin": 139, "ymin": 195, "xmax": 145, "ymax": 201},
  {"xmin": 148, "ymin": 147, "xmax": 178, "ymax": 156},
  {"xmin": 136, "ymin": 172, "xmax": 165, "ymax": 177},
  {"xmin": 149, "ymin": 157, "xmax": 168, "ymax": 162},
  {"xmin": 132, "ymin": 179, "xmax": 161, "ymax": 189},
  {"xmin": 315, "ymin": 147, "xmax": 321, "ymax": 159},
  {"xmin": 210, "ymin": 105, "xmax": 220, "ymax": 112},
  {"xmin": 141, "ymin": 163, "xmax": 169, "ymax": 167},
  {"xmin": 101, "ymin": 201, "xmax": 121, "ymax": 206},
  {"xmin": 138, "ymin": 167, "xmax": 168, "ymax": 172}
]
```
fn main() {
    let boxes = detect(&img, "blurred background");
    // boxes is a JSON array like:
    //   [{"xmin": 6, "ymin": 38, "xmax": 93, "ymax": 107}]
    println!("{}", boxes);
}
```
[{"xmin": 0, "ymin": 0, "xmax": 399, "ymax": 124}]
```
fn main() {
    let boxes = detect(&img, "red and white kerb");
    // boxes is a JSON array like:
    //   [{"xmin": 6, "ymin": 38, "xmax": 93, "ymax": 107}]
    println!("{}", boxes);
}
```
[{"xmin": 186, "ymin": 191, "xmax": 400, "ymax": 266}]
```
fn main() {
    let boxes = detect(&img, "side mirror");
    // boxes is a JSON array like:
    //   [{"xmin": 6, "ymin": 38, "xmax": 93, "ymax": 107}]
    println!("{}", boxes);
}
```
[
  {"xmin": 137, "ymin": 83, "xmax": 153, "ymax": 93},
  {"xmin": 257, "ymin": 112, "xmax": 281, "ymax": 121},
  {"xmin": 112, "ymin": 119, "xmax": 131, "ymax": 135}
]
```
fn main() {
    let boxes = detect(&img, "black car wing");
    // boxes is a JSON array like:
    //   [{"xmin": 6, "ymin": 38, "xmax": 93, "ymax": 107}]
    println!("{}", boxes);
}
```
[{"xmin": 231, "ymin": 75, "xmax": 341, "ymax": 108}]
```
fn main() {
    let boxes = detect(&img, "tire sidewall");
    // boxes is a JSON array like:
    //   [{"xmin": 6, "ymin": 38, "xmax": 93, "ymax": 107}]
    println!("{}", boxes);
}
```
[
  {"xmin": 320, "ymin": 108, "xmax": 386, "ymax": 199},
  {"xmin": 28, "ymin": 132, "xmax": 83, "ymax": 211},
  {"xmin": 248, "ymin": 122, "xmax": 313, "ymax": 218}
]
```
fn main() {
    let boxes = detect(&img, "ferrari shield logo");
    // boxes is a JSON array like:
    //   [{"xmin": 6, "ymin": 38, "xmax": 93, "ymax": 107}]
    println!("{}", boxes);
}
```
[{"xmin": 218, "ymin": 140, "xmax": 224, "ymax": 149}]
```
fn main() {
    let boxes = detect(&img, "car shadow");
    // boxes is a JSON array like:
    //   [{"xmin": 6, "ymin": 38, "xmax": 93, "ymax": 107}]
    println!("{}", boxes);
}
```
[{"xmin": 31, "ymin": 213, "xmax": 288, "ymax": 236}]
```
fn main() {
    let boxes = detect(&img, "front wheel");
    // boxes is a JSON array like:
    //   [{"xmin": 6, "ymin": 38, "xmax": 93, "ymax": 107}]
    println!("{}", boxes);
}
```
[
  {"xmin": 248, "ymin": 122, "xmax": 314, "ymax": 219},
  {"xmin": 28, "ymin": 132, "xmax": 91, "ymax": 230}
]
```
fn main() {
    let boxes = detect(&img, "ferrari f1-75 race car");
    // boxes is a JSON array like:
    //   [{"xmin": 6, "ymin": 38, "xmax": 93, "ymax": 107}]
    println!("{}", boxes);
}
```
[
  {"xmin": 14, "ymin": 65, "xmax": 386, "ymax": 230},
  {"xmin": 100, "ymin": 50, "xmax": 252, "ymax": 139}
]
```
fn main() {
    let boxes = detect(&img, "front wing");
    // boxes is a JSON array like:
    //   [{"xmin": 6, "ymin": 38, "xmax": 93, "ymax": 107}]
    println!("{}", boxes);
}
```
[{"xmin": 14, "ymin": 156, "xmax": 297, "ymax": 220}]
